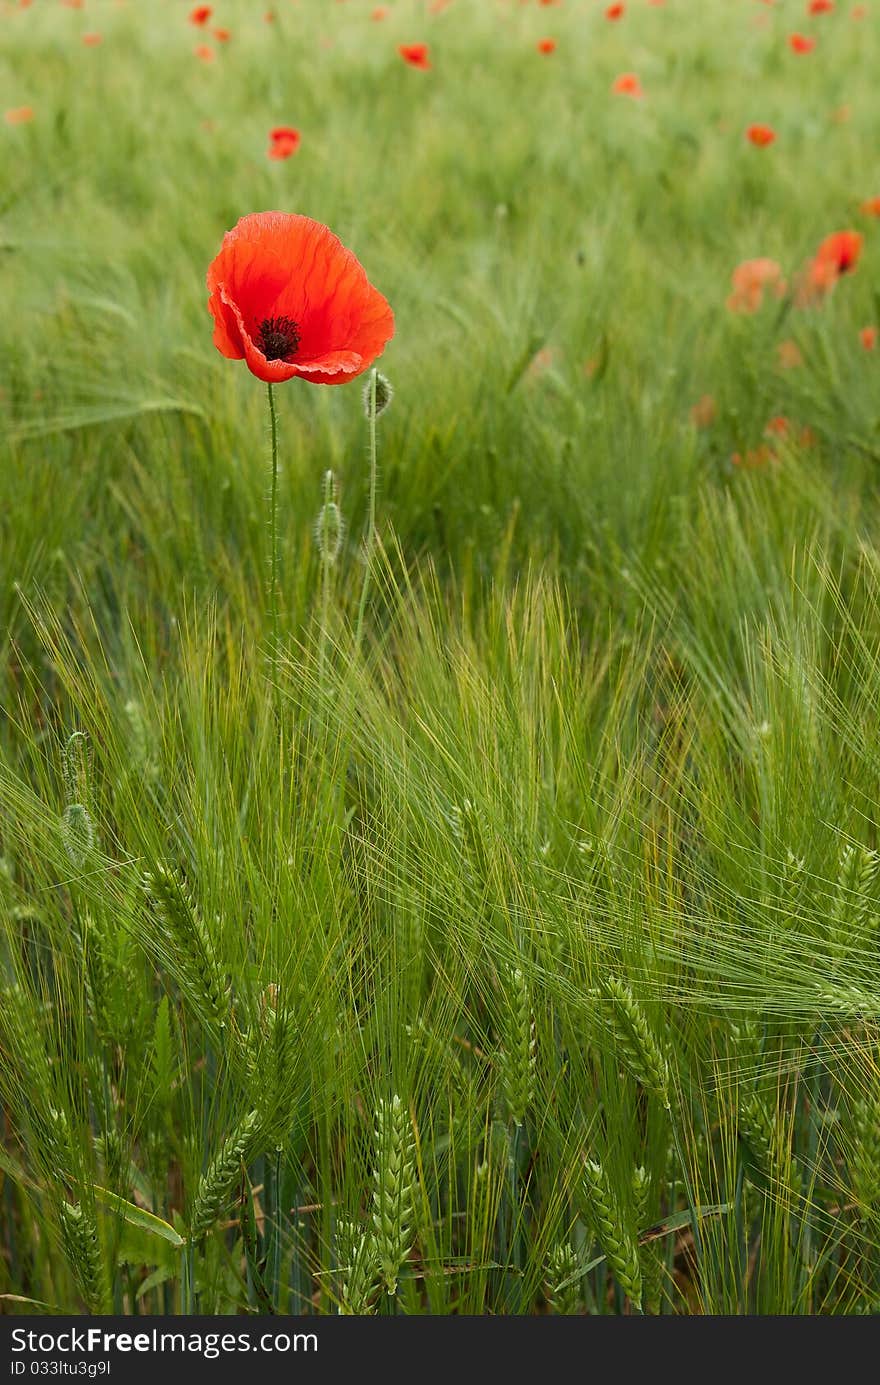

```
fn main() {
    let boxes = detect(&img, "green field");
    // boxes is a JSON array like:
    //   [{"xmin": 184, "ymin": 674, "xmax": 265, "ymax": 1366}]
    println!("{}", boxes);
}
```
[{"xmin": 3, "ymin": 0, "xmax": 880, "ymax": 1316}]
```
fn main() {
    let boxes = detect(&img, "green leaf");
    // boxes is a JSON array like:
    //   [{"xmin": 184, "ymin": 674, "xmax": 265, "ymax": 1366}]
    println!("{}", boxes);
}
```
[{"xmin": 92, "ymin": 1186, "xmax": 185, "ymax": 1248}]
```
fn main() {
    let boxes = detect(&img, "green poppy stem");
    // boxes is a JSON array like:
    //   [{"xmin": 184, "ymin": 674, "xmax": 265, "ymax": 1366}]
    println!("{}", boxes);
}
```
[
  {"xmin": 354, "ymin": 369, "xmax": 378, "ymax": 655},
  {"xmin": 267, "ymin": 381, "xmax": 280, "ymax": 669}
]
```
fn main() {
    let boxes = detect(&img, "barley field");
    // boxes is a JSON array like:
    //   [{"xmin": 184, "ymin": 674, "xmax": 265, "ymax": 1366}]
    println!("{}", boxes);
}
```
[{"xmin": 3, "ymin": 0, "xmax": 880, "ymax": 1317}]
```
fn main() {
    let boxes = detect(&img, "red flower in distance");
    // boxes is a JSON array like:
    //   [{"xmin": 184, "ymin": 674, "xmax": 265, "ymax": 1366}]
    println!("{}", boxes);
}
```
[
  {"xmin": 606, "ymin": 3, "xmax": 625, "ymax": 17},
  {"xmin": 789, "ymin": 33, "xmax": 815, "ymax": 51},
  {"xmin": 860, "ymin": 325, "xmax": 877, "ymax": 350},
  {"xmin": 808, "ymin": 0, "xmax": 833, "ymax": 12},
  {"xmin": 747, "ymin": 123, "xmax": 776, "ymax": 146},
  {"xmin": 537, "ymin": 38, "xmax": 557, "ymax": 53},
  {"xmin": 399, "ymin": 43, "xmax": 431, "ymax": 69},
  {"xmin": 206, "ymin": 212, "xmax": 394, "ymax": 386},
  {"xmin": 861, "ymin": 196, "xmax": 880, "ymax": 216},
  {"xmin": 268, "ymin": 126, "xmax": 300, "ymax": 160},
  {"xmin": 814, "ymin": 228, "xmax": 862, "ymax": 276},
  {"xmin": 190, "ymin": 5, "xmax": 213, "ymax": 25},
  {"xmin": 613, "ymin": 72, "xmax": 643, "ymax": 97}
]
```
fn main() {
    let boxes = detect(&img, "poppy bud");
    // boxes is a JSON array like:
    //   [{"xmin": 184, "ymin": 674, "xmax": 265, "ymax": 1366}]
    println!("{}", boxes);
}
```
[
  {"xmin": 363, "ymin": 370, "xmax": 393, "ymax": 421},
  {"xmin": 314, "ymin": 470, "xmax": 345, "ymax": 564}
]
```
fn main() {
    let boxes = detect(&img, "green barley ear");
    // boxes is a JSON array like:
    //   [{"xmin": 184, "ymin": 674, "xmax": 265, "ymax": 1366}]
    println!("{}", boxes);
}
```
[
  {"xmin": 600, "ymin": 976, "xmax": 670, "ymax": 1108},
  {"xmin": 61, "ymin": 732, "xmax": 97, "ymax": 869},
  {"xmin": 849, "ymin": 1093, "xmax": 880, "ymax": 1221},
  {"xmin": 545, "ymin": 1242, "xmax": 581, "ymax": 1315},
  {"xmin": 244, "ymin": 987, "xmax": 299, "ymax": 1139},
  {"xmin": 497, "ymin": 963, "xmax": 537, "ymax": 1126},
  {"xmin": 363, "ymin": 370, "xmax": 393, "ymax": 420},
  {"xmin": 1, "ymin": 982, "xmax": 51, "ymax": 1090},
  {"xmin": 190, "ymin": 1109, "xmax": 260, "ymax": 1239},
  {"xmin": 58, "ymin": 1200, "xmax": 110, "ymax": 1313},
  {"xmin": 371, "ymin": 1094, "xmax": 417, "ymax": 1295},
  {"xmin": 829, "ymin": 843, "xmax": 879, "ymax": 956},
  {"xmin": 632, "ymin": 1164, "xmax": 663, "ymax": 1315},
  {"xmin": 737, "ymin": 1092, "xmax": 800, "ymax": 1195},
  {"xmin": 142, "ymin": 864, "xmax": 230, "ymax": 1028},
  {"xmin": 581, "ymin": 1158, "xmax": 642, "ymax": 1311},
  {"xmin": 335, "ymin": 1219, "xmax": 378, "ymax": 1315}
]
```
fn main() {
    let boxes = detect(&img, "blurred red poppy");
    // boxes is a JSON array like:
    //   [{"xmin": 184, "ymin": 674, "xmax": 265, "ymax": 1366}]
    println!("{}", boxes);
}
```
[
  {"xmin": 808, "ymin": 0, "xmax": 833, "ymax": 11},
  {"xmin": 82, "ymin": 33, "xmax": 102, "ymax": 46},
  {"xmin": 399, "ymin": 43, "xmax": 431, "ymax": 68},
  {"xmin": 860, "ymin": 326, "xmax": 877, "ymax": 350},
  {"xmin": 746, "ymin": 124, "xmax": 776, "ymax": 146},
  {"xmin": 537, "ymin": 38, "xmax": 557, "ymax": 53},
  {"xmin": 206, "ymin": 212, "xmax": 394, "ymax": 386},
  {"xmin": 788, "ymin": 33, "xmax": 815, "ymax": 51},
  {"xmin": 4, "ymin": 106, "xmax": 34, "ymax": 124},
  {"xmin": 726, "ymin": 258, "xmax": 784, "ymax": 312},
  {"xmin": 606, "ymin": 3, "xmax": 625, "ymax": 17},
  {"xmin": 861, "ymin": 196, "xmax": 880, "ymax": 216},
  {"xmin": 268, "ymin": 127, "xmax": 300, "ymax": 160},
  {"xmin": 194, "ymin": 44, "xmax": 215, "ymax": 62},
  {"xmin": 190, "ymin": 5, "xmax": 213, "ymax": 24},
  {"xmin": 814, "ymin": 229, "xmax": 862, "ymax": 276},
  {"xmin": 613, "ymin": 73, "xmax": 643, "ymax": 97}
]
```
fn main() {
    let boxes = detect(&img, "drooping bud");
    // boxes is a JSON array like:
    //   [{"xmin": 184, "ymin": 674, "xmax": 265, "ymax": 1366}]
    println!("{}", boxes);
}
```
[{"xmin": 363, "ymin": 370, "xmax": 393, "ymax": 421}]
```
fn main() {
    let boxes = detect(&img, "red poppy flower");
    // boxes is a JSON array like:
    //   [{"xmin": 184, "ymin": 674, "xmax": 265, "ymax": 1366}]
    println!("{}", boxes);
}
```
[
  {"xmin": 206, "ymin": 212, "xmax": 394, "ymax": 386},
  {"xmin": 606, "ymin": 3, "xmax": 625, "ymax": 17},
  {"xmin": 764, "ymin": 415, "xmax": 791, "ymax": 438},
  {"xmin": 690, "ymin": 395, "xmax": 716, "ymax": 428},
  {"xmin": 267, "ymin": 126, "xmax": 300, "ymax": 160},
  {"xmin": 612, "ymin": 73, "xmax": 643, "ymax": 97},
  {"xmin": 194, "ymin": 44, "xmax": 215, "ymax": 62},
  {"xmin": 399, "ymin": 43, "xmax": 431, "ymax": 69},
  {"xmin": 732, "ymin": 444, "xmax": 775, "ymax": 469},
  {"xmin": 213, "ymin": 27, "xmax": 231, "ymax": 42},
  {"xmin": 190, "ymin": 5, "xmax": 213, "ymax": 24},
  {"xmin": 4, "ymin": 106, "xmax": 34, "ymax": 124},
  {"xmin": 746, "ymin": 124, "xmax": 776, "ymax": 146},
  {"xmin": 726, "ymin": 258, "xmax": 784, "ymax": 312},
  {"xmin": 808, "ymin": 0, "xmax": 833, "ymax": 11},
  {"xmin": 371, "ymin": 6, "xmax": 389, "ymax": 18},
  {"xmin": 860, "ymin": 325, "xmax": 877, "ymax": 350},
  {"xmin": 82, "ymin": 33, "xmax": 102, "ymax": 46},
  {"xmin": 815, "ymin": 229, "xmax": 862, "ymax": 276},
  {"xmin": 537, "ymin": 38, "xmax": 557, "ymax": 53},
  {"xmin": 861, "ymin": 196, "xmax": 880, "ymax": 216},
  {"xmin": 789, "ymin": 32, "xmax": 815, "ymax": 51}
]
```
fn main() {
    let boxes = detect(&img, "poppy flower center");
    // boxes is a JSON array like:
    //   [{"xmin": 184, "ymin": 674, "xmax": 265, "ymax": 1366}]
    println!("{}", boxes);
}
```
[{"xmin": 256, "ymin": 315, "xmax": 300, "ymax": 361}]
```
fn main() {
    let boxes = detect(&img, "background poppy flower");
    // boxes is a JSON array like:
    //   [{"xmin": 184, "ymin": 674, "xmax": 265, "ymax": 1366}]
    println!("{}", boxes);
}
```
[
  {"xmin": 82, "ymin": 33, "xmax": 102, "ymax": 46},
  {"xmin": 190, "ymin": 5, "xmax": 213, "ymax": 24},
  {"xmin": 808, "ymin": 0, "xmax": 834, "ymax": 11},
  {"xmin": 268, "ymin": 127, "xmax": 300, "ymax": 160},
  {"xmin": 606, "ymin": 3, "xmax": 625, "ymax": 17},
  {"xmin": 399, "ymin": 44, "xmax": 431, "ymax": 69},
  {"xmin": 206, "ymin": 211, "xmax": 394, "ymax": 386},
  {"xmin": 860, "ymin": 326, "xmax": 877, "ymax": 350},
  {"xmin": 789, "ymin": 33, "xmax": 816, "ymax": 52},
  {"xmin": 861, "ymin": 196, "xmax": 880, "ymax": 216},
  {"xmin": 746, "ymin": 124, "xmax": 776, "ymax": 146},
  {"xmin": 4, "ymin": 106, "xmax": 34, "ymax": 124},
  {"xmin": 814, "ymin": 229, "xmax": 862, "ymax": 276},
  {"xmin": 726, "ymin": 258, "xmax": 784, "ymax": 312},
  {"xmin": 613, "ymin": 73, "xmax": 643, "ymax": 97},
  {"xmin": 537, "ymin": 38, "xmax": 557, "ymax": 54}
]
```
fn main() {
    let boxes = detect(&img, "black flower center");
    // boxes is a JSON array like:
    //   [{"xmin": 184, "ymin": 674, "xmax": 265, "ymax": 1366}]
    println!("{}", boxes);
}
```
[{"xmin": 256, "ymin": 315, "xmax": 300, "ymax": 361}]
